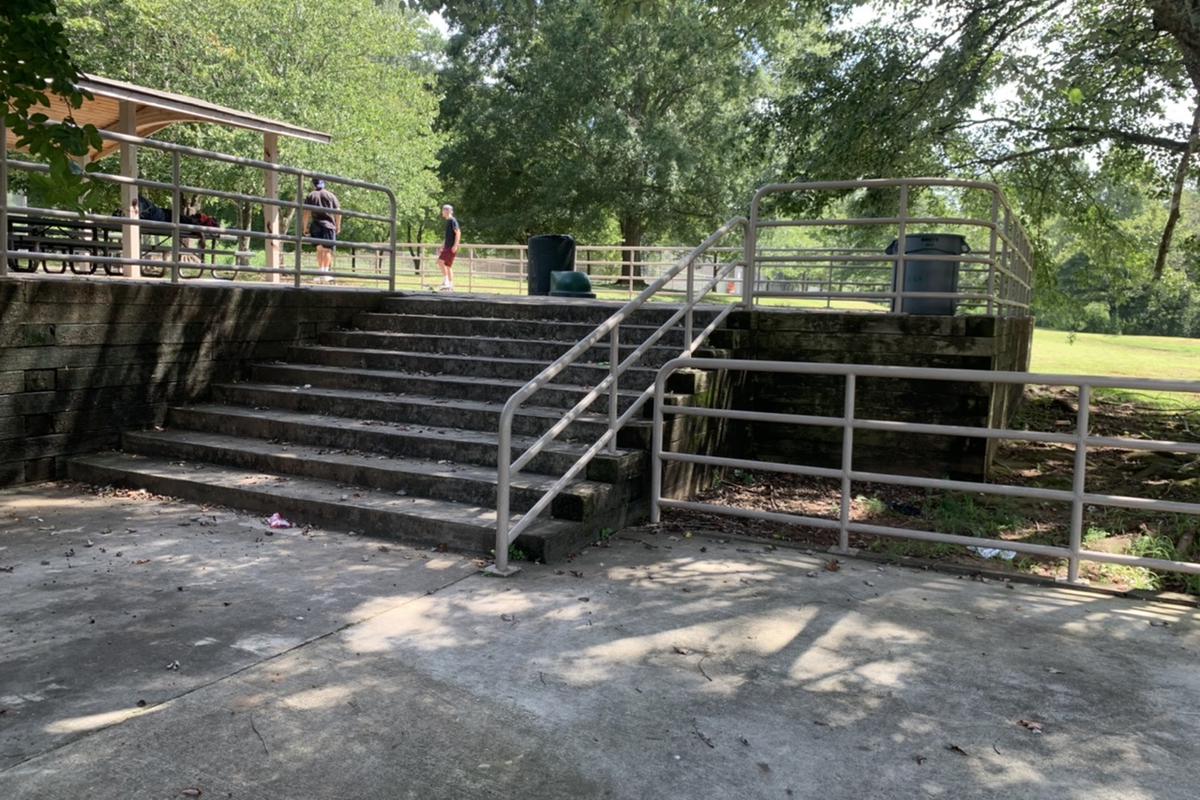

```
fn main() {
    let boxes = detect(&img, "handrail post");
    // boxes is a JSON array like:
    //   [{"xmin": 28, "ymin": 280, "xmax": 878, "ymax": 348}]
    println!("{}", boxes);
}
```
[
  {"xmin": 488, "ymin": 400, "xmax": 521, "ymax": 576},
  {"xmin": 293, "ymin": 173, "xmax": 304, "ymax": 288},
  {"xmin": 170, "ymin": 151, "xmax": 181, "ymax": 283},
  {"xmin": 608, "ymin": 323, "xmax": 620, "ymax": 454},
  {"xmin": 894, "ymin": 184, "xmax": 909, "ymax": 313},
  {"xmin": 388, "ymin": 193, "xmax": 397, "ymax": 292},
  {"xmin": 987, "ymin": 190, "xmax": 999, "ymax": 315},
  {"xmin": 744, "ymin": 201, "xmax": 758, "ymax": 308},
  {"xmin": 1068, "ymin": 384, "xmax": 1091, "ymax": 584},
  {"xmin": 837, "ymin": 373, "xmax": 856, "ymax": 554},
  {"xmin": 685, "ymin": 255, "xmax": 694, "ymax": 346},
  {"xmin": 1, "ymin": 110, "xmax": 9, "ymax": 277},
  {"xmin": 1001, "ymin": 206, "xmax": 1012, "ymax": 315},
  {"xmin": 650, "ymin": 364, "xmax": 670, "ymax": 523}
]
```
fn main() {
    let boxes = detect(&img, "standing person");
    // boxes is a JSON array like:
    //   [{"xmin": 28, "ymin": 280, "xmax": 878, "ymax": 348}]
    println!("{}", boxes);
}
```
[
  {"xmin": 438, "ymin": 203, "xmax": 460, "ymax": 291},
  {"xmin": 302, "ymin": 178, "xmax": 341, "ymax": 283}
]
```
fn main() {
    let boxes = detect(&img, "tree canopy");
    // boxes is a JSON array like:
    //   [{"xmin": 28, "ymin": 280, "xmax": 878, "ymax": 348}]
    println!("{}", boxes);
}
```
[
  {"xmin": 5, "ymin": 0, "xmax": 1200, "ymax": 334},
  {"xmin": 431, "ymin": 0, "xmax": 775, "ymax": 262}
]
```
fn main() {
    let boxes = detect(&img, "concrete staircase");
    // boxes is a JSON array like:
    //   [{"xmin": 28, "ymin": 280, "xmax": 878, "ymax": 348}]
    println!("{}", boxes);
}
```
[{"xmin": 69, "ymin": 294, "xmax": 713, "ymax": 562}]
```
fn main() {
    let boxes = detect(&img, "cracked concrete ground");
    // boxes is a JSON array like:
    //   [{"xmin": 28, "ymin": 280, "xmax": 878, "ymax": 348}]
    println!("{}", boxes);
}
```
[{"xmin": 1, "ymin": 482, "xmax": 1198, "ymax": 799}]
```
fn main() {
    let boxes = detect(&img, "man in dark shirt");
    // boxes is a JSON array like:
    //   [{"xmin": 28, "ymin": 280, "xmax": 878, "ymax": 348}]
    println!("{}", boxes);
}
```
[
  {"xmin": 302, "ymin": 179, "xmax": 341, "ymax": 283},
  {"xmin": 438, "ymin": 203, "xmax": 460, "ymax": 291}
]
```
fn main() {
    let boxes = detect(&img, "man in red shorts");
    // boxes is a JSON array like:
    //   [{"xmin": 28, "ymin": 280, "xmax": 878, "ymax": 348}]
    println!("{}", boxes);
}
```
[{"xmin": 438, "ymin": 204, "xmax": 460, "ymax": 291}]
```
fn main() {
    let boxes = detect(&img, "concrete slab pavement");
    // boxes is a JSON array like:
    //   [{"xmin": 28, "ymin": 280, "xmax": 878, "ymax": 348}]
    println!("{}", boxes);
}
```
[{"xmin": 2, "ymin": 483, "xmax": 1198, "ymax": 799}]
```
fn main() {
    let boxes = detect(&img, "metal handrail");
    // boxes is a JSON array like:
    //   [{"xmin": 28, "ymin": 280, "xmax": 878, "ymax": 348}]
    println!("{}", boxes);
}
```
[
  {"xmin": 488, "ymin": 216, "xmax": 747, "ymax": 574},
  {"xmin": 651, "ymin": 358, "xmax": 1200, "ymax": 584},
  {"xmin": 1, "ymin": 122, "xmax": 398, "ymax": 288},
  {"xmin": 743, "ymin": 178, "xmax": 1034, "ymax": 315}
]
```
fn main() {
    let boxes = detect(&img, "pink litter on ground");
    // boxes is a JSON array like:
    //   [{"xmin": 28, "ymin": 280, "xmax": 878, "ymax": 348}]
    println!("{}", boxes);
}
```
[{"xmin": 267, "ymin": 513, "xmax": 293, "ymax": 529}]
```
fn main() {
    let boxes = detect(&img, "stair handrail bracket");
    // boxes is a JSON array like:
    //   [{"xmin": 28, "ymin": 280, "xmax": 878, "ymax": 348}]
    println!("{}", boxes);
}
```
[{"xmin": 488, "ymin": 216, "xmax": 747, "ymax": 575}]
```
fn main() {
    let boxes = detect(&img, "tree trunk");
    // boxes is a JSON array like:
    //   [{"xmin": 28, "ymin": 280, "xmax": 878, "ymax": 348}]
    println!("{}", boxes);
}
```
[
  {"xmin": 236, "ymin": 200, "xmax": 252, "ymax": 267},
  {"xmin": 406, "ymin": 221, "xmax": 425, "ymax": 274},
  {"xmin": 620, "ymin": 216, "xmax": 644, "ymax": 290},
  {"xmin": 1153, "ymin": 94, "xmax": 1200, "ymax": 281}
]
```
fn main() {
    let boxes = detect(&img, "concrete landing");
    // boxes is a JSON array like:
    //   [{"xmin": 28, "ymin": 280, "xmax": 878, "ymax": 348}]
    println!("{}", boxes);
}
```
[{"xmin": 2, "ymin": 483, "xmax": 1198, "ymax": 799}]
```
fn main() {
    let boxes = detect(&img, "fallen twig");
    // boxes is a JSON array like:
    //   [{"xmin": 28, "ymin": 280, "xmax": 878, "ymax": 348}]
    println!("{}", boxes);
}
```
[
  {"xmin": 692, "ymin": 720, "xmax": 715, "ymax": 748},
  {"xmin": 250, "ymin": 714, "xmax": 269, "ymax": 756}
]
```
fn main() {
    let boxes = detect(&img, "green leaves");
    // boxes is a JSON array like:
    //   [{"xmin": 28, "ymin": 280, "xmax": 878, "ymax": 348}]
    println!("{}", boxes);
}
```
[
  {"xmin": 45, "ymin": 0, "xmax": 442, "ymax": 233},
  {"xmin": 1, "ymin": 0, "xmax": 103, "ymax": 208},
  {"xmin": 435, "ymin": 0, "xmax": 766, "ymax": 244}
]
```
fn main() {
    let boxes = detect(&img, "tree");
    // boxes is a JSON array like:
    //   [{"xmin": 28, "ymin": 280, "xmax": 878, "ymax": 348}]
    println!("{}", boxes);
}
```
[
  {"xmin": 55, "ymin": 0, "xmax": 443, "ymax": 239},
  {"xmin": 432, "ymin": 1, "xmax": 775, "ymax": 279},
  {"xmin": 1, "ymin": 0, "xmax": 102, "ymax": 206},
  {"xmin": 766, "ymin": 0, "xmax": 1200, "ymax": 283}
]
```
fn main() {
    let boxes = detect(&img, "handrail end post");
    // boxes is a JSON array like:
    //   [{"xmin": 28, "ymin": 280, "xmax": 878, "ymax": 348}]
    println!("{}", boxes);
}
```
[{"xmin": 484, "ymin": 561, "xmax": 521, "ymax": 578}]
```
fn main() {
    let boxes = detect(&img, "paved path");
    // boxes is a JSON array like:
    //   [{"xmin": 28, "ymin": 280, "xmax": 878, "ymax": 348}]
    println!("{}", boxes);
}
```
[{"xmin": 2, "ymin": 483, "xmax": 1197, "ymax": 799}]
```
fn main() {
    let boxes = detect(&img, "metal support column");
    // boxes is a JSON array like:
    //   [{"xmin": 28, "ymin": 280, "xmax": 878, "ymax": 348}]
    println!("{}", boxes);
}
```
[
  {"xmin": 293, "ymin": 173, "xmax": 304, "ymax": 288},
  {"xmin": 263, "ymin": 132, "xmax": 281, "ymax": 283},
  {"xmin": 118, "ymin": 100, "xmax": 141, "ymax": 277}
]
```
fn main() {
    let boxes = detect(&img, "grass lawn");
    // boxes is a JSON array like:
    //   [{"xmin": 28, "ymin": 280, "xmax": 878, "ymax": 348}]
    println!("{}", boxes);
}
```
[
  {"xmin": 1030, "ymin": 328, "xmax": 1200, "ymax": 409},
  {"xmin": 1030, "ymin": 329, "xmax": 1200, "ymax": 380}
]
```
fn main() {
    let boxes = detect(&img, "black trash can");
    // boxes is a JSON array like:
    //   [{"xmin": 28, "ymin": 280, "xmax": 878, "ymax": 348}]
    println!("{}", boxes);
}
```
[
  {"xmin": 886, "ymin": 233, "xmax": 969, "ymax": 315},
  {"xmin": 527, "ymin": 234, "xmax": 576, "ymax": 295}
]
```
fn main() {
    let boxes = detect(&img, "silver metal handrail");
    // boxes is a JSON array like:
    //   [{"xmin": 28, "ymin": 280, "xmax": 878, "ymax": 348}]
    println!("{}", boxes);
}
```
[
  {"xmin": 1, "ymin": 122, "xmax": 398, "ymax": 288},
  {"xmin": 743, "ymin": 178, "xmax": 1034, "ymax": 314},
  {"xmin": 488, "ymin": 216, "xmax": 747, "ymax": 575},
  {"xmin": 651, "ymin": 358, "xmax": 1200, "ymax": 584}
]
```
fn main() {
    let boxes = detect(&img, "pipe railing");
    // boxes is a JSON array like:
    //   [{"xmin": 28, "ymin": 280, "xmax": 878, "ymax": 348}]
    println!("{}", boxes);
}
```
[
  {"xmin": 651, "ymin": 359, "xmax": 1200, "ymax": 584},
  {"xmin": 2, "ymin": 126, "xmax": 397, "ymax": 287},
  {"xmin": 744, "ymin": 179, "xmax": 1034, "ymax": 315},
  {"xmin": 488, "ymin": 217, "xmax": 747, "ymax": 575}
]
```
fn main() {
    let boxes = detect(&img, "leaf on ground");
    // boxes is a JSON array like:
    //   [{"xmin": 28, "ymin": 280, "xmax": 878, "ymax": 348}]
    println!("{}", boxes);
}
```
[
  {"xmin": 823, "ymin": 560, "xmax": 841, "ymax": 572},
  {"xmin": 180, "ymin": 789, "xmax": 202, "ymax": 798},
  {"xmin": 673, "ymin": 645, "xmax": 692, "ymax": 655},
  {"xmin": 1018, "ymin": 719, "xmax": 1044, "ymax": 734},
  {"xmin": 945, "ymin": 744, "xmax": 969, "ymax": 756}
]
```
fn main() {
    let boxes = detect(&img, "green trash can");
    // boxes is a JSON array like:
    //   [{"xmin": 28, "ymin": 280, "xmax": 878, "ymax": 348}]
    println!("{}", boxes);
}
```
[{"xmin": 527, "ymin": 234, "xmax": 575, "ymax": 295}]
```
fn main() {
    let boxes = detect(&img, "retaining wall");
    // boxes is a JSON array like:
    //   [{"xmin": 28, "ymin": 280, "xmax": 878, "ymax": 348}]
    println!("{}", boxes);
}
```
[
  {"xmin": 708, "ymin": 310, "xmax": 1035, "ymax": 480},
  {"xmin": 0, "ymin": 278, "xmax": 380, "ymax": 485}
]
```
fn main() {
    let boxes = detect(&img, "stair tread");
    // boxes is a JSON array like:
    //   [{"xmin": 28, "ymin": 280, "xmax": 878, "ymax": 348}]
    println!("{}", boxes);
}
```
[
  {"xmin": 359, "ymin": 311, "xmax": 673, "ymax": 333},
  {"xmin": 290, "ymin": 345, "xmax": 661, "ymax": 374},
  {"xmin": 216, "ymin": 381, "xmax": 652, "ymax": 426},
  {"xmin": 250, "ymin": 362, "xmax": 648, "ymax": 399},
  {"xmin": 171, "ymin": 403, "xmax": 642, "ymax": 458},
  {"xmin": 325, "ymin": 330, "xmax": 678, "ymax": 352},
  {"xmin": 124, "ymin": 428, "xmax": 606, "ymax": 494},
  {"xmin": 72, "ymin": 451, "xmax": 568, "ymax": 531}
]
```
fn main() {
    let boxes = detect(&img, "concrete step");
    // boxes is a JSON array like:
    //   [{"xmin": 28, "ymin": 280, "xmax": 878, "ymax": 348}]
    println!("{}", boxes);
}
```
[
  {"xmin": 355, "ymin": 313, "xmax": 688, "ymax": 347},
  {"xmin": 287, "ymin": 345, "xmax": 660, "ymax": 387},
  {"xmin": 120, "ymin": 429, "xmax": 613, "ymax": 520},
  {"xmin": 320, "ymin": 330, "xmax": 681, "ymax": 368},
  {"xmin": 211, "ymin": 382, "xmax": 651, "ymax": 446},
  {"xmin": 67, "ymin": 452, "xmax": 589, "ymax": 561},
  {"xmin": 165, "ymin": 404, "xmax": 646, "ymax": 482},
  {"xmin": 380, "ymin": 294, "xmax": 727, "ymax": 327},
  {"xmin": 246, "ymin": 362, "xmax": 645, "ymax": 414}
]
